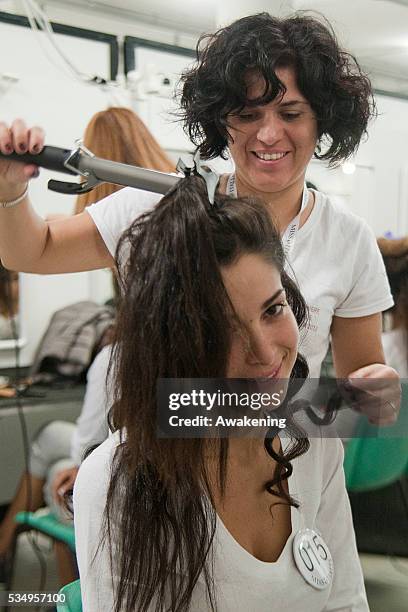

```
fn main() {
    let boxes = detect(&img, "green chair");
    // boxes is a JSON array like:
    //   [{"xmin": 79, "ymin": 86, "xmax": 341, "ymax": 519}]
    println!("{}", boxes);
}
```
[
  {"xmin": 344, "ymin": 383, "xmax": 408, "ymax": 492},
  {"xmin": 14, "ymin": 510, "xmax": 76, "ymax": 553},
  {"xmin": 343, "ymin": 385, "xmax": 408, "ymax": 556},
  {"xmin": 57, "ymin": 579, "xmax": 82, "ymax": 612},
  {"xmin": 4, "ymin": 510, "xmax": 77, "ymax": 606}
]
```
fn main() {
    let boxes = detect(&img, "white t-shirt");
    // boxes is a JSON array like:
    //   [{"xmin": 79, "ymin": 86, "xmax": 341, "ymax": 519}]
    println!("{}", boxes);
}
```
[
  {"xmin": 86, "ymin": 187, "xmax": 393, "ymax": 377},
  {"xmin": 382, "ymin": 329, "xmax": 408, "ymax": 379},
  {"xmin": 74, "ymin": 433, "xmax": 368, "ymax": 611},
  {"xmin": 70, "ymin": 344, "xmax": 112, "ymax": 465}
]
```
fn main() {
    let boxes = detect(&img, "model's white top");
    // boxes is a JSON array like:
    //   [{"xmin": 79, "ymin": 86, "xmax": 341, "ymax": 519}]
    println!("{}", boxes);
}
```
[
  {"xmin": 382, "ymin": 328, "xmax": 408, "ymax": 378},
  {"xmin": 86, "ymin": 187, "xmax": 393, "ymax": 377},
  {"xmin": 74, "ymin": 433, "xmax": 368, "ymax": 611},
  {"xmin": 70, "ymin": 344, "xmax": 112, "ymax": 465}
]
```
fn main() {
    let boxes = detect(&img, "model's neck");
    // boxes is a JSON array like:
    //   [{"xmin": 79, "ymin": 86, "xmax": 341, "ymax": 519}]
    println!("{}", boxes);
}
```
[
  {"xmin": 205, "ymin": 435, "xmax": 279, "ymax": 497},
  {"xmin": 234, "ymin": 174, "xmax": 306, "ymax": 233}
]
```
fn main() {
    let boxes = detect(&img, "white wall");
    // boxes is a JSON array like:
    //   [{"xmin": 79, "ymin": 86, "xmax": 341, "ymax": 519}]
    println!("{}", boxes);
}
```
[{"xmin": 307, "ymin": 93, "xmax": 408, "ymax": 237}]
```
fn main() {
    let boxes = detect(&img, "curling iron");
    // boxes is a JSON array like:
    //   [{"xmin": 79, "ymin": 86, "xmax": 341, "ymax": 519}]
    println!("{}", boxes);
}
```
[
  {"xmin": 0, "ymin": 143, "xmax": 220, "ymax": 202},
  {"xmin": 0, "ymin": 142, "xmax": 179, "ymax": 195}
]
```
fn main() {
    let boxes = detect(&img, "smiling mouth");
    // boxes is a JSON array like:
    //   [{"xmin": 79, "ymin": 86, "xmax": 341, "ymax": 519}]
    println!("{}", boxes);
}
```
[
  {"xmin": 253, "ymin": 152, "xmax": 289, "ymax": 161},
  {"xmin": 257, "ymin": 361, "xmax": 283, "ymax": 381}
]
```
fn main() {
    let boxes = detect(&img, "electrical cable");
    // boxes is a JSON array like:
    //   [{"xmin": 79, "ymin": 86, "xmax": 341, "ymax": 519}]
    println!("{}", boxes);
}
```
[
  {"xmin": 3, "ymin": 272, "xmax": 47, "ymax": 605},
  {"xmin": 21, "ymin": 0, "xmax": 128, "ymax": 106},
  {"xmin": 22, "ymin": 0, "xmax": 88, "ymax": 82}
]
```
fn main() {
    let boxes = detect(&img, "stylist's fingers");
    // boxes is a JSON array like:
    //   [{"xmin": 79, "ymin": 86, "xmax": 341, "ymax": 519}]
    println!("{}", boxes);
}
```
[
  {"xmin": 343, "ymin": 364, "xmax": 400, "ymax": 424},
  {"xmin": 52, "ymin": 467, "xmax": 79, "ymax": 505},
  {"xmin": 10, "ymin": 118, "xmax": 30, "ymax": 153},
  {"xmin": 0, "ymin": 122, "xmax": 12, "ymax": 154},
  {"xmin": 27, "ymin": 126, "xmax": 45, "ymax": 154},
  {"xmin": 348, "ymin": 362, "xmax": 395, "ymax": 378}
]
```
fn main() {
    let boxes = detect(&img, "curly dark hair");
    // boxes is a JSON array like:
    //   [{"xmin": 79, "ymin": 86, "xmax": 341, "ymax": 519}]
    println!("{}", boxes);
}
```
[{"xmin": 180, "ymin": 12, "xmax": 375, "ymax": 166}]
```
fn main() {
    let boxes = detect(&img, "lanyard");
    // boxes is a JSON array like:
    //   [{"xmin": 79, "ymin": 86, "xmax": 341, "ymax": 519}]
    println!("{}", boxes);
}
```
[{"xmin": 226, "ymin": 173, "xmax": 309, "ymax": 257}]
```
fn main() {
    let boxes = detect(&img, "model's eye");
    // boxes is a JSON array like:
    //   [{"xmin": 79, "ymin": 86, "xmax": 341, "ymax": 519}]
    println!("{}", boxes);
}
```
[{"xmin": 264, "ymin": 302, "xmax": 287, "ymax": 318}]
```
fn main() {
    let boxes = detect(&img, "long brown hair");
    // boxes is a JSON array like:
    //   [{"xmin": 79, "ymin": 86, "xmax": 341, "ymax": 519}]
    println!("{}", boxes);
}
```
[
  {"xmin": 75, "ymin": 107, "xmax": 175, "ymax": 214},
  {"xmin": 105, "ymin": 176, "xmax": 309, "ymax": 611}
]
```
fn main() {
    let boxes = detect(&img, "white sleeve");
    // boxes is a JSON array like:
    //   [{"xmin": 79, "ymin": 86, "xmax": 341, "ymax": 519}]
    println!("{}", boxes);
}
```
[
  {"xmin": 70, "ymin": 345, "xmax": 113, "ymax": 465},
  {"xmin": 319, "ymin": 439, "xmax": 369, "ymax": 611},
  {"xmin": 73, "ymin": 438, "xmax": 117, "ymax": 612},
  {"xmin": 335, "ymin": 220, "xmax": 393, "ymax": 317},
  {"xmin": 86, "ymin": 187, "xmax": 161, "ymax": 257}
]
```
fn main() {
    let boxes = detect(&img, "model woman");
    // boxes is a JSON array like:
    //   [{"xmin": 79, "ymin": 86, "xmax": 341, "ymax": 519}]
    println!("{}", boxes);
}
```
[{"xmin": 74, "ymin": 175, "xmax": 369, "ymax": 610}]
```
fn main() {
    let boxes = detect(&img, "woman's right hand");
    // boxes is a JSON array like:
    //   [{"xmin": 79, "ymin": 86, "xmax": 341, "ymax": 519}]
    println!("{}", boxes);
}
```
[{"xmin": 0, "ymin": 119, "xmax": 45, "ymax": 194}]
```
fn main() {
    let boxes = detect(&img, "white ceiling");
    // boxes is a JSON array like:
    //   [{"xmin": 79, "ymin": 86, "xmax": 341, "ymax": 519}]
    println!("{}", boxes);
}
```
[{"xmin": 6, "ymin": 0, "xmax": 408, "ymax": 96}]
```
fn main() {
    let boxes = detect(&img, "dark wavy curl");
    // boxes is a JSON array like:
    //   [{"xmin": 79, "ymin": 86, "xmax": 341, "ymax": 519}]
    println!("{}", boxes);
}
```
[{"xmin": 179, "ymin": 12, "xmax": 376, "ymax": 166}]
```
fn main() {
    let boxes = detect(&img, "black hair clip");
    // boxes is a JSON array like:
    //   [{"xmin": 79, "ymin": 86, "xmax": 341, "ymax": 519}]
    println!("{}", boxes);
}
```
[{"xmin": 176, "ymin": 151, "xmax": 220, "ymax": 205}]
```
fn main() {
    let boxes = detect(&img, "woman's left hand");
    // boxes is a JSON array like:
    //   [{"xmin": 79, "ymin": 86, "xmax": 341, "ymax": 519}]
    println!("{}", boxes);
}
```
[
  {"xmin": 52, "ymin": 466, "xmax": 79, "ymax": 506},
  {"xmin": 342, "ymin": 363, "xmax": 401, "ymax": 425}
]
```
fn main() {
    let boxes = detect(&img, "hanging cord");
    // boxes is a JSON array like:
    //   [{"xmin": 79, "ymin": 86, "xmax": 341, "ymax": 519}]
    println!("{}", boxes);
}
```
[
  {"xmin": 22, "ymin": 0, "xmax": 90, "ymax": 82},
  {"xmin": 2, "ymin": 273, "xmax": 47, "ymax": 603},
  {"xmin": 21, "ymin": 0, "xmax": 128, "ymax": 105}
]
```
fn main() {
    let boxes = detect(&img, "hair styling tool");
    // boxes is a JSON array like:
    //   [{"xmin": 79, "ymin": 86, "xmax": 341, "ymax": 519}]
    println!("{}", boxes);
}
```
[{"xmin": 0, "ymin": 144, "xmax": 220, "ymax": 201}]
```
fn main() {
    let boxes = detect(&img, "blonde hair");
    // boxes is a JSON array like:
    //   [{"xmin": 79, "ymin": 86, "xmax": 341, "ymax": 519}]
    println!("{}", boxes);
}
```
[{"xmin": 75, "ymin": 107, "xmax": 175, "ymax": 214}]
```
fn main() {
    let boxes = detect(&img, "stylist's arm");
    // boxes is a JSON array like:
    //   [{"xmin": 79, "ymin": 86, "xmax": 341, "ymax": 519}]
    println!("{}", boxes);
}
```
[
  {"xmin": 0, "ymin": 119, "xmax": 113, "ymax": 274},
  {"xmin": 331, "ymin": 313, "xmax": 400, "ymax": 424}
]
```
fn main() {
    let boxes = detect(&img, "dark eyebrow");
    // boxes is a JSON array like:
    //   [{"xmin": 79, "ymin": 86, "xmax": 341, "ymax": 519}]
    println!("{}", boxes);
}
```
[
  {"xmin": 261, "ymin": 288, "xmax": 285, "ymax": 310},
  {"xmin": 279, "ymin": 100, "xmax": 309, "ymax": 108}
]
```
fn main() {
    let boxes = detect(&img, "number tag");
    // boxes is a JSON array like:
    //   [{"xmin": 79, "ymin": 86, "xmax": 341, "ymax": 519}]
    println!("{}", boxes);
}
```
[{"xmin": 293, "ymin": 528, "xmax": 334, "ymax": 590}]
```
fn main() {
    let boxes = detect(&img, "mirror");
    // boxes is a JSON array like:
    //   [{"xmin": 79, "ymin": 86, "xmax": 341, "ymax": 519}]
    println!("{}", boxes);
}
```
[{"xmin": 0, "ymin": 264, "xmax": 20, "ymax": 344}]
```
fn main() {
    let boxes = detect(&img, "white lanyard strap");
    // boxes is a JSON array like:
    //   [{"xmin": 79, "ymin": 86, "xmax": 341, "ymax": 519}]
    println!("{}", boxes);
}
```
[{"xmin": 226, "ymin": 173, "xmax": 309, "ymax": 257}]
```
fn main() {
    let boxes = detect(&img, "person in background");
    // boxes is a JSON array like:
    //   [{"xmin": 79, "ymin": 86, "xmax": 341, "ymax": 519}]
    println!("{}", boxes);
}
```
[
  {"xmin": 73, "ymin": 106, "xmax": 175, "ymax": 299},
  {"xmin": 0, "ymin": 264, "xmax": 19, "ymax": 340},
  {"xmin": 378, "ymin": 236, "xmax": 408, "ymax": 377},
  {"xmin": 73, "ymin": 106, "xmax": 175, "ymax": 215},
  {"xmin": 0, "ymin": 342, "xmax": 112, "ymax": 586}
]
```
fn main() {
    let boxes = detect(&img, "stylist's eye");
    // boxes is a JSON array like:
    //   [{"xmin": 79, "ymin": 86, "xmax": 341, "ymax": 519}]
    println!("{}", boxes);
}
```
[
  {"xmin": 281, "ymin": 112, "xmax": 301, "ymax": 121},
  {"xmin": 235, "ymin": 112, "xmax": 257, "ymax": 122}
]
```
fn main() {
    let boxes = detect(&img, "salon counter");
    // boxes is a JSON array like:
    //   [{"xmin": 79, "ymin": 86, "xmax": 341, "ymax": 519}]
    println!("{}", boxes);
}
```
[{"xmin": 0, "ymin": 383, "xmax": 85, "ymax": 505}]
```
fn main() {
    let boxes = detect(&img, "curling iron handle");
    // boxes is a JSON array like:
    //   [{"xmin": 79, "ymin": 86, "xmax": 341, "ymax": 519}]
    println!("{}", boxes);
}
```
[{"xmin": 0, "ymin": 146, "xmax": 76, "ymax": 175}]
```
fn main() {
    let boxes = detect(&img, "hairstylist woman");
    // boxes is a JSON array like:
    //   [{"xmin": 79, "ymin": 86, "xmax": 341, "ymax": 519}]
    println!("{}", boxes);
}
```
[
  {"xmin": 74, "ymin": 175, "xmax": 369, "ymax": 611},
  {"xmin": 0, "ymin": 13, "xmax": 399, "ymax": 421}
]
